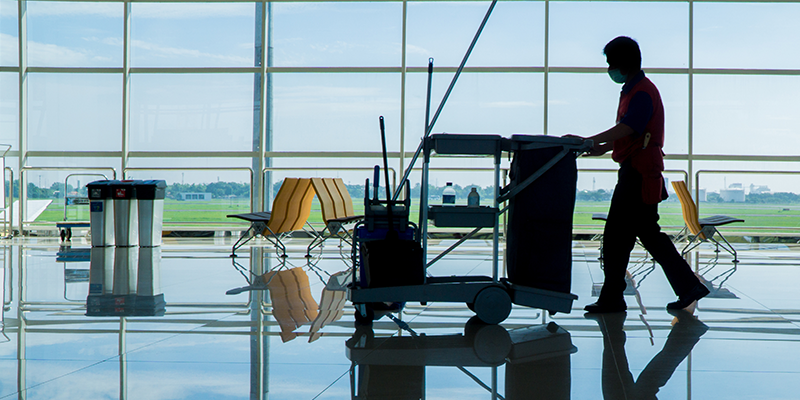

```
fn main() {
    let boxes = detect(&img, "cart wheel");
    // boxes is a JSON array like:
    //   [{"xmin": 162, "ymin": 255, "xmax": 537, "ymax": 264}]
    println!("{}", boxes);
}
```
[
  {"xmin": 466, "ymin": 302, "xmax": 475, "ymax": 312},
  {"xmin": 353, "ymin": 304, "xmax": 375, "ymax": 325},
  {"xmin": 472, "ymin": 286, "xmax": 512, "ymax": 325},
  {"xmin": 467, "ymin": 319, "xmax": 512, "ymax": 365}
]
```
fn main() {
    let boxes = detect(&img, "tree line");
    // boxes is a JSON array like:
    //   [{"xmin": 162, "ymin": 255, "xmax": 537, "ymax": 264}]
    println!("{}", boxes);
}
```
[{"xmin": 11, "ymin": 180, "xmax": 800, "ymax": 204}]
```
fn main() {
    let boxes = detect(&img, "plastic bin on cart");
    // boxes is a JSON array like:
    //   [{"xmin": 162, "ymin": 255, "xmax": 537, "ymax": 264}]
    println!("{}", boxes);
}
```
[
  {"xmin": 87, "ymin": 180, "xmax": 115, "ymax": 247},
  {"xmin": 111, "ymin": 180, "xmax": 139, "ymax": 247},
  {"xmin": 135, "ymin": 180, "xmax": 166, "ymax": 247},
  {"xmin": 504, "ymin": 135, "xmax": 583, "ymax": 294}
]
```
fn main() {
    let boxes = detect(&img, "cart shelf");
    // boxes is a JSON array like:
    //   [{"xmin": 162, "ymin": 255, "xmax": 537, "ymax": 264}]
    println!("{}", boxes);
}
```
[{"xmin": 427, "ymin": 205, "xmax": 498, "ymax": 228}]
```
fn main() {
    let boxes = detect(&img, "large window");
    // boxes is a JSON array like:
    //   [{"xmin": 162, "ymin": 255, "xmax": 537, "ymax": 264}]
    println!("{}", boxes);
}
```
[{"xmin": 3, "ymin": 0, "xmax": 800, "ymax": 230}]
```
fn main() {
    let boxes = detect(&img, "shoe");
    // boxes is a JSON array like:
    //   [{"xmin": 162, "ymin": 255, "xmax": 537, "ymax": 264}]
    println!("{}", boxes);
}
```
[
  {"xmin": 667, "ymin": 284, "xmax": 710, "ymax": 310},
  {"xmin": 667, "ymin": 309, "xmax": 710, "ymax": 337},
  {"xmin": 584, "ymin": 301, "xmax": 627, "ymax": 313}
]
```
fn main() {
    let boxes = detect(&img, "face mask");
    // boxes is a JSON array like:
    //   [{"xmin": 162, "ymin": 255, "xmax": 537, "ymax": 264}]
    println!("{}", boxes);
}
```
[{"xmin": 608, "ymin": 68, "xmax": 627, "ymax": 84}]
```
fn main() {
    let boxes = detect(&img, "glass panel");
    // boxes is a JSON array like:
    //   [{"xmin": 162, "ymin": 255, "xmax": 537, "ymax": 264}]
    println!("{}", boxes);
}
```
[
  {"xmin": 271, "ymin": 73, "xmax": 400, "ymax": 152},
  {"xmin": 272, "ymin": 2, "xmax": 401, "ymax": 67},
  {"xmin": 406, "ymin": 1, "xmax": 545, "ymax": 67},
  {"xmin": 695, "ymin": 3, "xmax": 800, "ymax": 70},
  {"xmin": 694, "ymin": 160, "xmax": 800, "ymax": 198},
  {"xmin": 405, "ymin": 72, "xmax": 544, "ymax": 152},
  {"xmin": 0, "ymin": 72, "xmax": 18, "ymax": 149},
  {"xmin": 694, "ymin": 75, "xmax": 800, "ymax": 156},
  {"xmin": 0, "ymin": 0, "xmax": 18, "ymax": 66},
  {"xmin": 548, "ymin": 73, "xmax": 620, "ymax": 136},
  {"xmin": 26, "ymin": 1, "xmax": 123, "ymax": 67},
  {"xmin": 21, "ymin": 163, "xmax": 116, "ymax": 223},
  {"xmin": 129, "ymin": 73, "xmax": 253, "ymax": 152},
  {"xmin": 124, "ymin": 158, "xmax": 254, "ymax": 224},
  {"xmin": 130, "ymin": 3, "xmax": 255, "ymax": 68},
  {"xmin": 27, "ymin": 73, "xmax": 122, "ymax": 152},
  {"xmin": 549, "ymin": 2, "xmax": 688, "ymax": 68},
  {"xmin": 549, "ymin": 73, "xmax": 688, "ymax": 154}
]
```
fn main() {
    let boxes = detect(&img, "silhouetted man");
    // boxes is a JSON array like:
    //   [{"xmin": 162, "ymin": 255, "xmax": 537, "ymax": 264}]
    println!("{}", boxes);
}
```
[{"xmin": 569, "ymin": 36, "xmax": 709, "ymax": 313}]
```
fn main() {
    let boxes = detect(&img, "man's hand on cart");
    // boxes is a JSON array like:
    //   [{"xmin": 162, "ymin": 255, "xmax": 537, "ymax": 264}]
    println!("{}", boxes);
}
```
[{"xmin": 562, "ymin": 134, "xmax": 608, "ymax": 157}]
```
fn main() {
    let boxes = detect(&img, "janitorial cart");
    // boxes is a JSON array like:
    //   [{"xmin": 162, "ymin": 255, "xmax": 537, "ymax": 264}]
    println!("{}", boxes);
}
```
[{"xmin": 348, "ymin": 131, "xmax": 591, "ymax": 324}]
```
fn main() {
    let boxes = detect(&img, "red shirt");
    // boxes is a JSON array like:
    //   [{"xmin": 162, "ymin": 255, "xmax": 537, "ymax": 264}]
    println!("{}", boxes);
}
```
[{"xmin": 612, "ymin": 73, "xmax": 666, "ymax": 204}]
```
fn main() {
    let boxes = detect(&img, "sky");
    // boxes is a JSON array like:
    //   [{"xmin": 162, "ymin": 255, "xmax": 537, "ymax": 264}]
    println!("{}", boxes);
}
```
[{"xmin": 2, "ymin": 0, "xmax": 800, "ymax": 193}]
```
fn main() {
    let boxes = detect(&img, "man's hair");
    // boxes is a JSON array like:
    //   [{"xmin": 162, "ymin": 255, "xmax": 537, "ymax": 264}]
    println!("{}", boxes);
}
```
[{"xmin": 603, "ymin": 36, "xmax": 641, "ymax": 72}]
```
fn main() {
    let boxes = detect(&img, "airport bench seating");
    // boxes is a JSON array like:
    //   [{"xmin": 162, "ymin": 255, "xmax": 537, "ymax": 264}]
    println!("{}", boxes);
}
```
[
  {"xmin": 227, "ymin": 177, "xmax": 316, "ymax": 257},
  {"xmin": 672, "ymin": 180, "xmax": 744, "ymax": 263},
  {"xmin": 306, "ymin": 177, "xmax": 363, "ymax": 257}
]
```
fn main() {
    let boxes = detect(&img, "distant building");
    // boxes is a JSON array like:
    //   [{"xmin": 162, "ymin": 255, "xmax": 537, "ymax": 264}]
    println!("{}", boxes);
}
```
[
  {"xmin": 179, "ymin": 192, "xmax": 212, "ymax": 201},
  {"xmin": 698, "ymin": 188, "xmax": 707, "ymax": 202},
  {"xmin": 749, "ymin": 184, "xmax": 770, "ymax": 194},
  {"xmin": 720, "ymin": 183, "xmax": 745, "ymax": 202}
]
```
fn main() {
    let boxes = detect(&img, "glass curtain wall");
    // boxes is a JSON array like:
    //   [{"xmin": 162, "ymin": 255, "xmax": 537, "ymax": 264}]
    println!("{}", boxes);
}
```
[{"xmin": 3, "ymin": 0, "xmax": 800, "ymax": 232}]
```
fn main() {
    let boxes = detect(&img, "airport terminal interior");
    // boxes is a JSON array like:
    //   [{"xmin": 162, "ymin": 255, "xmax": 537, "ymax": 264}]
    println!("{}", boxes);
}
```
[{"xmin": 3, "ymin": 0, "xmax": 800, "ymax": 398}]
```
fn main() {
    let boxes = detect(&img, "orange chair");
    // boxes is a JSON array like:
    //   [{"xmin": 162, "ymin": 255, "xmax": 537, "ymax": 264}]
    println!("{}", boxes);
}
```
[
  {"xmin": 671, "ymin": 180, "xmax": 744, "ymax": 262},
  {"xmin": 306, "ymin": 178, "xmax": 363, "ymax": 257},
  {"xmin": 262, "ymin": 267, "xmax": 319, "ymax": 342},
  {"xmin": 228, "ymin": 178, "xmax": 316, "ymax": 257}
]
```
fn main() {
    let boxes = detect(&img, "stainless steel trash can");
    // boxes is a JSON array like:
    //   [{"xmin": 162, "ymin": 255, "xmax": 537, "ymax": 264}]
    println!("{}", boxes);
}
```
[
  {"xmin": 88, "ymin": 246, "xmax": 114, "ymax": 295},
  {"xmin": 113, "ymin": 246, "xmax": 138, "ymax": 296},
  {"xmin": 87, "ymin": 246, "xmax": 115, "ymax": 316},
  {"xmin": 87, "ymin": 180, "xmax": 115, "ymax": 247},
  {"xmin": 112, "ymin": 180, "xmax": 139, "ymax": 247},
  {"xmin": 136, "ymin": 180, "xmax": 167, "ymax": 247},
  {"xmin": 136, "ymin": 246, "xmax": 165, "ymax": 316}
]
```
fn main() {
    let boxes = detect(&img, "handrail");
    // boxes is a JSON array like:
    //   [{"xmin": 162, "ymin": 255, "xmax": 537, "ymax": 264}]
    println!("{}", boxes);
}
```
[
  {"xmin": 62, "ymin": 173, "xmax": 109, "ymax": 221},
  {"xmin": 123, "ymin": 167, "xmax": 255, "ymax": 221},
  {"xmin": 695, "ymin": 169, "xmax": 800, "ymax": 216},
  {"xmin": 3, "ymin": 167, "xmax": 12, "ymax": 238},
  {"xmin": 261, "ymin": 166, "xmax": 397, "ymax": 204},
  {"xmin": 18, "ymin": 167, "xmax": 117, "ymax": 232}
]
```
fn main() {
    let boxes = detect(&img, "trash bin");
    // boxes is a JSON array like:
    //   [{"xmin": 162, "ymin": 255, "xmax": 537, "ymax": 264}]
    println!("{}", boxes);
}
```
[
  {"xmin": 113, "ymin": 246, "xmax": 138, "ymax": 295},
  {"xmin": 505, "ymin": 135, "xmax": 580, "ymax": 294},
  {"xmin": 87, "ymin": 180, "xmax": 115, "ymax": 247},
  {"xmin": 135, "ymin": 180, "xmax": 167, "ymax": 247},
  {"xmin": 88, "ymin": 246, "xmax": 114, "ymax": 296},
  {"xmin": 87, "ymin": 246, "xmax": 115, "ymax": 316},
  {"xmin": 136, "ymin": 246, "xmax": 165, "ymax": 316},
  {"xmin": 111, "ymin": 180, "xmax": 139, "ymax": 247}
]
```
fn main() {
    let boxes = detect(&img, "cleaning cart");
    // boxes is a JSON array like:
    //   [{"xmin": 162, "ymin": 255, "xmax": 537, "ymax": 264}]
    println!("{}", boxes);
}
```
[{"xmin": 348, "ymin": 133, "xmax": 591, "ymax": 324}]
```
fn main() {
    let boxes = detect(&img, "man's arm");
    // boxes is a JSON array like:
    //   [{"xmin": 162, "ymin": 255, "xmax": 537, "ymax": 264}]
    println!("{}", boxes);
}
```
[{"xmin": 574, "ymin": 123, "xmax": 635, "ymax": 157}]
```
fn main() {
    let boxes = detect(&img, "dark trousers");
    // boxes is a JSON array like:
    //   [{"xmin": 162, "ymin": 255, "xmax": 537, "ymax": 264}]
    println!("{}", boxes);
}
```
[{"xmin": 599, "ymin": 163, "xmax": 700, "ymax": 303}]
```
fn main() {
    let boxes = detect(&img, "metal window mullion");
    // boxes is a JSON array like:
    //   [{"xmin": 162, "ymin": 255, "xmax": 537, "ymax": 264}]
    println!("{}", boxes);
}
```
[
  {"xmin": 543, "ymin": 0, "xmax": 549, "ymax": 135},
  {"xmin": 399, "ymin": 0, "xmax": 408, "ymax": 179},
  {"xmin": 17, "ymin": 0, "xmax": 28, "ymax": 235},
  {"xmin": 256, "ymin": 2, "xmax": 270, "ymax": 213},
  {"xmin": 122, "ymin": 1, "xmax": 132, "ymax": 178},
  {"xmin": 688, "ymin": 0, "xmax": 694, "ymax": 192}
]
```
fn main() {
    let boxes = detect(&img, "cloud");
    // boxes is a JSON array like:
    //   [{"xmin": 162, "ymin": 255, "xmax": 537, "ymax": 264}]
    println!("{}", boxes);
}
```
[
  {"xmin": 26, "ymin": 3, "xmax": 121, "ymax": 18},
  {"xmin": 131, "ymin": 3, "xmax": 254, "ymax": 19},
  {"xmin": 28, "ymin": 40, "xmax": 92, "ymax": 66},
  {"xmin": 479, "ymin": 100, "xmax": 536, "ymax": 108},
  {"xmin": 406, "ymin": 44, "xmax": 431, "ymax": 56},
  {"xmin": 131, "ymin": 39, "xmax": 251, "ymax": 64}
]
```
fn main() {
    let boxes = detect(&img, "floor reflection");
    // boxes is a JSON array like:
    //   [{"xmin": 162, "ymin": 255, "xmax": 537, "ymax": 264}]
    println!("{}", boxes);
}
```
[
  {"xmin": 347, "ymin": 319, "xmax": 576, "ymax": 399},
  {"xmin": 588, "ymin": 311, "xmax": 708, "ymax": 400},
  {"xmin": 0, "ymin": 239, "xmax": 799, "ymax": 398}
]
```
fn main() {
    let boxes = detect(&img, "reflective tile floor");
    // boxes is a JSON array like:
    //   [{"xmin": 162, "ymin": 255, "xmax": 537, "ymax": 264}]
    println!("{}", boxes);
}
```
[{"xmin": 1, "ymin": 235, "xmax": 799, "ymax": 399}]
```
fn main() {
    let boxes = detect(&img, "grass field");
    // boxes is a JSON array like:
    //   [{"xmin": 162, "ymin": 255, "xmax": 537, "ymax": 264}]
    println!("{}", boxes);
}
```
[{"xmin": 35, "ymin": 197, "xmax": 800, "ymax": 234}]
